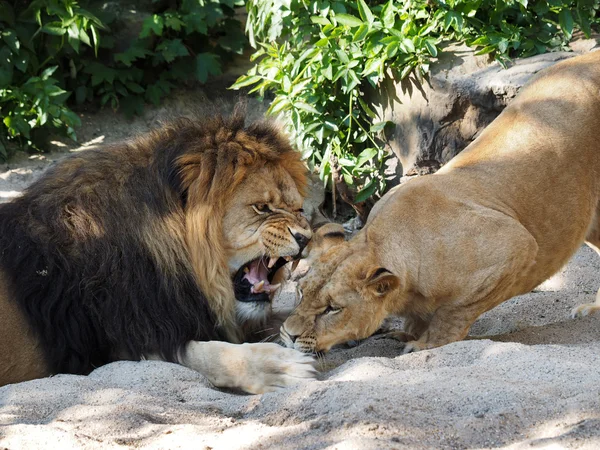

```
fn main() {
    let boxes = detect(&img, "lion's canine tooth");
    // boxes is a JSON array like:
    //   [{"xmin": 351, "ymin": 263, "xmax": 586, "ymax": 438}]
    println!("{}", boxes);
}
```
[
  {"xmin": 284, "ymin": 256, "xmax": 293, "ymax": 262},
  {"xmin": 268, "ymin": 257, "xmax": 278, "ymax": 269},
  {"xmin": 253, "ymin": 280, "xmax": 265, "ymax": 292},
  {"xmin": 243, "ymin": 267, "xmax": 249, "ymax": 274}
]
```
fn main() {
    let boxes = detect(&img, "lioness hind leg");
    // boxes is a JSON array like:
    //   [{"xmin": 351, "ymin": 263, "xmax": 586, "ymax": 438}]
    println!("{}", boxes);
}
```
[{"xmin": 571, "ymin": 225, "xmax": 600, "ymax": 318}]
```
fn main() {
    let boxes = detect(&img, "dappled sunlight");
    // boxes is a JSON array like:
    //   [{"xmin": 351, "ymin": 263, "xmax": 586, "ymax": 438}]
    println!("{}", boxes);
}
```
[
  {"xmin": 71, "ymin": 135, "xmax": 106, "ymax": 152},
  {"xmin": 536, "ymin": 273, "xmax": 565, "ymax": 292},
  {"xmin": 506, "ymin": 414, "xmax": 600, "ymax": 448},
  {"xmin": 481, "ymin": 342, "xmax": 522, "ymax": 358},
  {"xmin": 0, "ymin": 190, "xmax": 21, "ymax": 199}
]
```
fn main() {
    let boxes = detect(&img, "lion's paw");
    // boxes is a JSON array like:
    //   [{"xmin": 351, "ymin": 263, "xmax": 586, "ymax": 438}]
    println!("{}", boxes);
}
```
[
  {"xmin": 236, "ymin": 343, "xmax": 317, "ymax": 394},
  {"xmin": 571, "ymin": 303, "xmax": 600, "ymax": 319}
]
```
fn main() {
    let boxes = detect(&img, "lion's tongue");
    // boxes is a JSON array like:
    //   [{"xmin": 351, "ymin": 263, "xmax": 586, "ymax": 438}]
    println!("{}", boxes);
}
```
[{"xmin": 244, "ymin": 259, "xmax": 279, "ymax": 293}]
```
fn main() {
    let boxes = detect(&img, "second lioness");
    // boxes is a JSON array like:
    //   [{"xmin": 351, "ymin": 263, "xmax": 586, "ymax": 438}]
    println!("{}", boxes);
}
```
[{"xmin": 281, "ymin": 50, "xmax": 600, "ymax": 354}]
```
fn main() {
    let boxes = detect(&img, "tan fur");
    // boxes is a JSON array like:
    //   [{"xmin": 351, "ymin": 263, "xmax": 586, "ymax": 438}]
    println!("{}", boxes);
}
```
[{"xmin": 282, "ymin": 50, "xmax": 600, "ymax": 354}]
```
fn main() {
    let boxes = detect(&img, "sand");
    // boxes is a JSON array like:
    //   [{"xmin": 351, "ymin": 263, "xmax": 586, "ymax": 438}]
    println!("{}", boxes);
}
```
[{"xmin": 1, "ymin": 134, "xmax": 599, "ymax": 450}]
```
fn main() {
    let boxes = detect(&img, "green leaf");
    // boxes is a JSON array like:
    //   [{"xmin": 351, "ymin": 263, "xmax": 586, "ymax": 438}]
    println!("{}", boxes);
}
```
[
  {"xmin": 400, "ymin": 39, "xmax": 415, "ymax": 53},
  {"xmin": 295, "ymin": 102, "xmax": 321, "ymax": 114},
  {"xmin": 13, "ymin": 51, "xmax": 29, "ymax": 72},
  {"xmin": 195, "ymin": 53, "xmax": 221, "ymax": 83},
  {"xmin": 165, "ymin": 15, "xmax": 185, "ymax": 31},
  {"xmin": 335, "ymin": 14, "xmax": 363, "ymax": 28},
  {"xmin": 335, "ymin": 49, "xmax": 350, "ymax": 64},
  {"xmin": 230, "ymin": 75, "xmax": 262, "ymax": 89},
  {"xmin": 355, "ymin": 180, "xmax": 377, "ymax": 203},
  {"xmin": 356, "ymin": 148, "xmax": 378, "ymax": 168},
  {"xmin": 425, "ymin": 39, "xmax": 437, "ymax": 57},
  {"xmin": 79, "ymin": 28, "xmax": 91, "ymax": 47},
  {"xmin": 90, "ymin": 24, "xmax": 99, "ymax": 56},
  {"xmin": 357, "ymin": 0, "xmax": 374, "ymax": 24},
  {"xmin": 156, "ymin": 39, "xmax": 189, "ymax": 63},
  {"xmin": 2, "ymin": 30, "xmax": 19, "ymax": 54},
  {"xmin": 41, "ymin": 66, "xmax": 58, "ymax": 80},
  {"xmin": 381, "ymin": 1, "xmax": 395, "ymax": 29},
  {"xmin": 353, "ymin": 24, "xmax": 370, "ymax": 41},
  {"xmin": 114, "ymin": 45, "xmax": 152, "ymax": 67},
  {"xmin": 358, "ymin": 98, "xmax": 377, "ymax": 119},
  {"xmin": 41, "ymin": 22, "xmax": 65, "ymax": 36},
  {"xmin": 140, "ymin": 14, "xmax": 164, "ymax": 38},
  {"xmin": 120, "ymin": 95, "xmax": 145, "ymax": 117},
  {"xmin": 125, "ymin": 82, "xmax": 145, "ymax": 94},
  {"xmin": 558, "ymin": 9, "xmax": 573, "ymax": 38},
  {"xmin": 311, "ymin": 16, "xmax": 331, "ymax": 26},
  {"xmin": 370, "ymin": 121, "xmax": 387, "ymax": 132}
]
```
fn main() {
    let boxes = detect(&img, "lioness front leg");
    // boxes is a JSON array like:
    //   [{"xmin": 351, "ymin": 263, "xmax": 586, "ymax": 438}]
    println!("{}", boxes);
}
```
[
  {"xmin": 400, "ymin": 303, "xmax": 479, "ymax": 354},
  {"xmin": 177, "ymin": 341, "xmax": 317, "ymax": 394}
]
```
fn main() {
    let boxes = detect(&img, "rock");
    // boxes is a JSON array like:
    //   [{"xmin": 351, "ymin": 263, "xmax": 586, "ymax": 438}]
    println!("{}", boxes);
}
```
[{"xmin": 371, "ymin": 38, "xmax": 600, "ymax": 177}]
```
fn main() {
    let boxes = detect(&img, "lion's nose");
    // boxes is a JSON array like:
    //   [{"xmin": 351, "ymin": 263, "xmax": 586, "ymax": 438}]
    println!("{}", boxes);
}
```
[
  {"xmin": 289, "ymin": 334, "xmax": 298, "ymax": 343},
  {"xmin": 293, "ymin": 232, "xmax": 309, "ymax": 252}
]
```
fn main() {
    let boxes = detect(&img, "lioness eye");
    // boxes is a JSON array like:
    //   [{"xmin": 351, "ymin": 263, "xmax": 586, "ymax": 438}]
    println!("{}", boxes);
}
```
[
  {"xmin": 323, "ymin": 305, "xmax": 341, "ymax": 315},
  {"xmin": 252, "ymin": 204, "xmax": 272, "ymax": 214}
]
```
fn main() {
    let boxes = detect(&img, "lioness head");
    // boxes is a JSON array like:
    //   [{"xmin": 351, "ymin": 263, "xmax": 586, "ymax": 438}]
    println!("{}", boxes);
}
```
[
  {"xmin": 280, "ymin": 227, "xmax": 400, "ymax": 353},
  {"xmin": 168, "ymin": 109, "xmax": 311, "ymax": 337}
]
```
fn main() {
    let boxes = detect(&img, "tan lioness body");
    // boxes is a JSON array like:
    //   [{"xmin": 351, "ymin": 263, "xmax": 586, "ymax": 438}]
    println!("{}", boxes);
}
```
[{"xmin": 281, "ymin": 50, "xmax": 600, "ymax": 354}]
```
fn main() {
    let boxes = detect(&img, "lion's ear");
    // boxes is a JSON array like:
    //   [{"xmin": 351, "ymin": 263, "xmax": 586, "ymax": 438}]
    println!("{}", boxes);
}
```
[{"xmin": 363, "ymin": 267, "xmax": 400, "ymax": 298}]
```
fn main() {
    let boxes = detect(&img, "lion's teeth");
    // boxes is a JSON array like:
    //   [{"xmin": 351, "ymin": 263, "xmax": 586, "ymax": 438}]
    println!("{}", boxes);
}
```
[
  {"xmin": 268, "ymin": 257, "xmax": 278, "ymax": 269},
  {"xmin": 284, "ymin": 256, "xmax": 293, "ymax": 262},
  {"xmin": 243, "ymin": 267, "xmax": 249, "ymax": 274},
  {"xmin": 253, "ymin": 280, "xmax": 265, "ymax": 292}
]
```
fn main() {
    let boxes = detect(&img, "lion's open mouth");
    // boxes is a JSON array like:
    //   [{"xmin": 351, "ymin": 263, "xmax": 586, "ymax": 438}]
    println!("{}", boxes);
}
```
[{"xmin": 233, "ymin": 256, "xmax": 291, "ymax": 303}]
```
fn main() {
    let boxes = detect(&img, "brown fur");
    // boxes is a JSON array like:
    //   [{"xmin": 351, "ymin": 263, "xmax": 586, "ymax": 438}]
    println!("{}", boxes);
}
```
[
  {"xmin": 281, "ymin": 50, "xmax": 600, "ymax": 354},
  {"xmin": 0, "ymin": 110, "xmax": 313, "ymax": 392}
]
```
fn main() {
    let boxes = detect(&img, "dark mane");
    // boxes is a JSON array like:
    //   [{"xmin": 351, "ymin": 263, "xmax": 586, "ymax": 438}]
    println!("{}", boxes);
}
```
[{"xmin": 0, "ymin": 109, "xmax": 294, "ymax": 375}]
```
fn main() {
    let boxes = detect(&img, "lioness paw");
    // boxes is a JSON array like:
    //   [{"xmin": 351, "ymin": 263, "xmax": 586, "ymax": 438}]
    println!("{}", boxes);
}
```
[
  {"xmin": 571, "ymin": 303, "xmax": 600, "ymax": 318},
  {"xmin": 400, "ymin": 340, "xmax": 428, "ymax": 355},
  {"xmin": 374, "ymin": 330, "xmax": 416, "ymax": 343},
  {"xmin": 238, "ymin": 343, "xmax": 317, "ymax": 394}
]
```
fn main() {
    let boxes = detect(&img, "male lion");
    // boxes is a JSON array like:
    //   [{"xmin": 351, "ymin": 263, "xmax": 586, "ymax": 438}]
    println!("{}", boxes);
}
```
[
  {"xmin": 281, "ymin": 50, "xmax": 600, "ymax": 354},
  {"xmin": 0, "ymin": 108, "xmax": 316, "ymax": 394}
]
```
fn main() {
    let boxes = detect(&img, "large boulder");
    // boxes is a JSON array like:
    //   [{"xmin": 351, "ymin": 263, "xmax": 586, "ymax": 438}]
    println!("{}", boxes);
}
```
[{"xmin": 372, "ymin": 39, "xmax": 600, "ymax": 177}]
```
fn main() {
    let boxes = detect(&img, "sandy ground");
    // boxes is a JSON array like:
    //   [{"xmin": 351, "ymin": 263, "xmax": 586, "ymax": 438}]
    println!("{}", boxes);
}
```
[{"xmin": 1, "ymin": 100, "xmax": 599, "ymax": 449}]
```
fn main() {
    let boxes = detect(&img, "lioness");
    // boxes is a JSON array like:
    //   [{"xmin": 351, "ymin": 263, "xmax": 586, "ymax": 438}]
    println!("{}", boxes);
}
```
[
  {"xmin": 281, "ymin": 50, "xmax": 600, "ymax": 354},
  {"xmin": 0, "ymin": 107, "xmax": 316, "ymax": 394}
]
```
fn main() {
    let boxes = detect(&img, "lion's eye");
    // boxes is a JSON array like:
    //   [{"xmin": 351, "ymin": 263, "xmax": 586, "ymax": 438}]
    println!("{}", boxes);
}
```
[
  {"xmin": 252, "ymin": 204, "xmax": 272, "ymax": 214},
  {"xmin": 323, "ymin": 305, "xmax": 341, "ymax": 315}
]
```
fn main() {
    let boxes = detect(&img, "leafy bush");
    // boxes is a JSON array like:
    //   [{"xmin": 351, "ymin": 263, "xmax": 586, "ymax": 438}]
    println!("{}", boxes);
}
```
[
  {"xmin": 82, "ymin": 0, "xmax": 246, "ymax": 116},
  {"xmin": 0, "ymin": 0, "xmax": 246, "ymax": 157},
  {"xmin": 0, "ymin": 0, "xmax": 101, "ymax": 156},
  {"xmin": 235, "ymin": 0, "xmax": 599, "ymax": 203}
]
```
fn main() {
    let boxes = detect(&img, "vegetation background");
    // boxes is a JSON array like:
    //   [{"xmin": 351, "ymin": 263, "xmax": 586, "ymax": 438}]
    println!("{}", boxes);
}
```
[{"xmin": 0, "ymin": 0, "xmax": 598, "ymax": 203}]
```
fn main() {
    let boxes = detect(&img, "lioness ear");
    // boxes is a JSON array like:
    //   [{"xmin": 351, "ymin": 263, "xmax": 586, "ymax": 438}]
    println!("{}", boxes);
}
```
[
  {"xmin": 301, "ymin": 222, "xmax": 346, "ymax": 259},
  {"xmin": 364, "ymin": 267, "xmax": 400, "ymax": 298}
]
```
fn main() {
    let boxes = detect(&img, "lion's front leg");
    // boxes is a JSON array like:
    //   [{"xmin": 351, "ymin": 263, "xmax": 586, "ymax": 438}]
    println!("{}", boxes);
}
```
[{"xmin": 177, "ymin": 341, "xmax": 317, "ymax": 394}]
